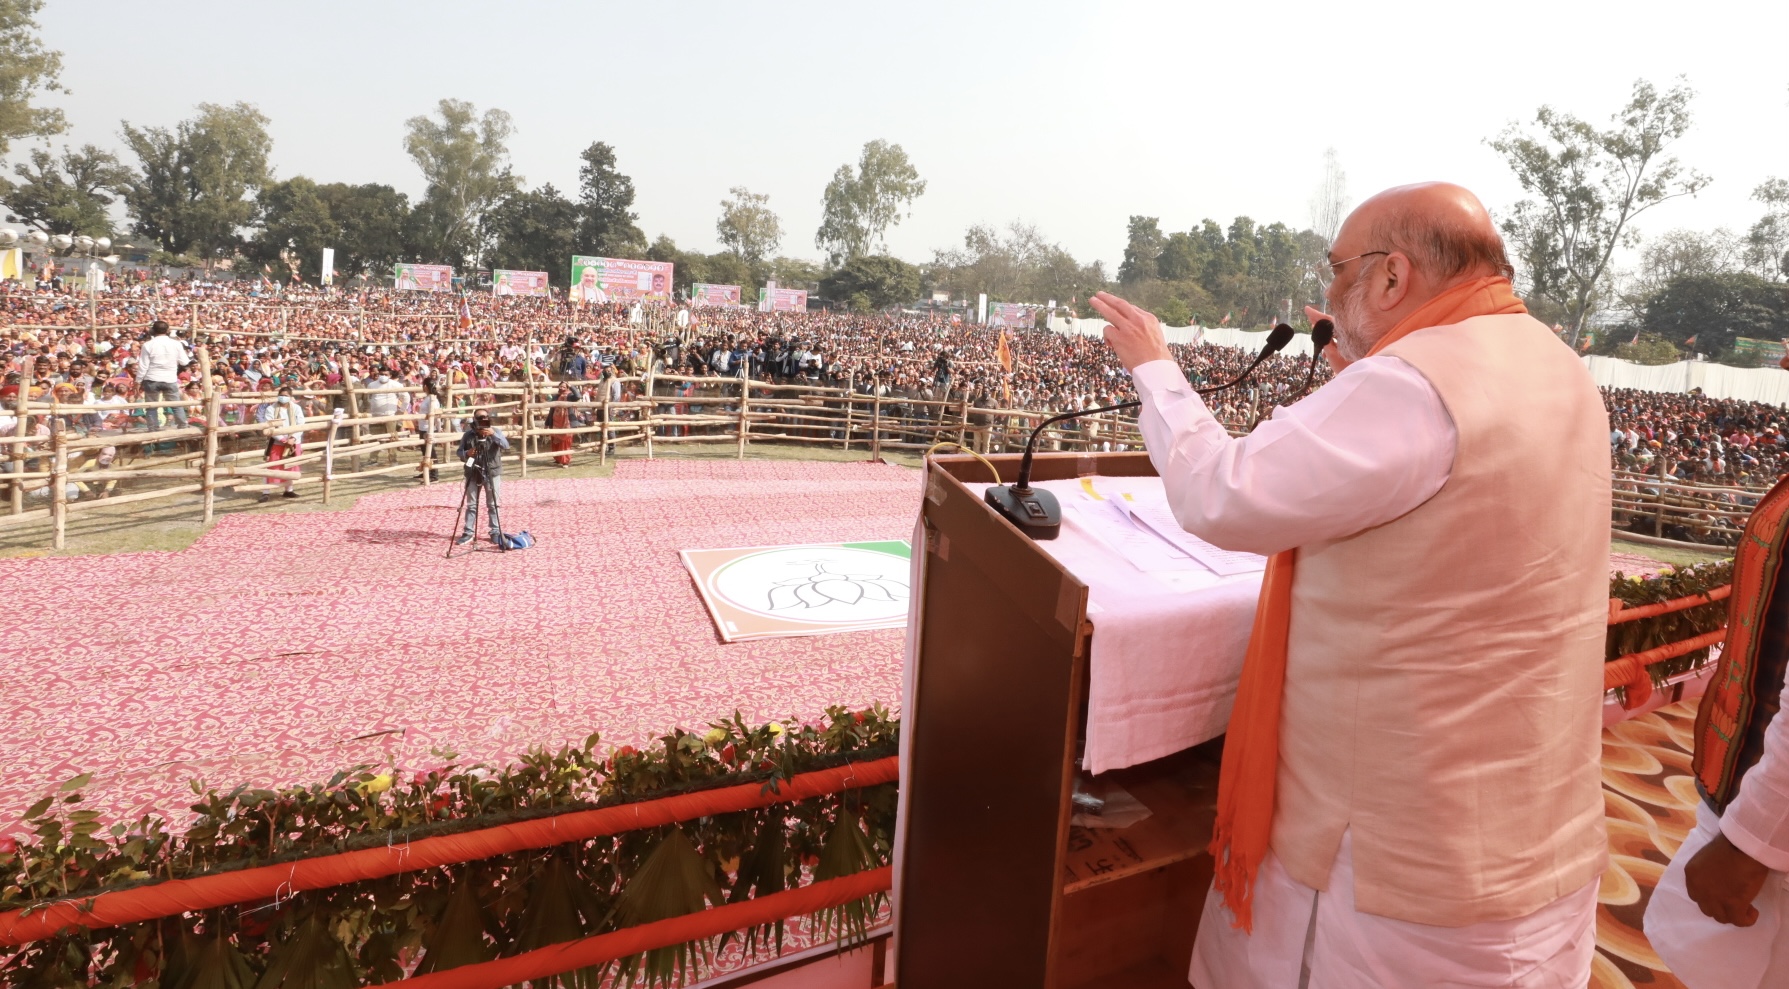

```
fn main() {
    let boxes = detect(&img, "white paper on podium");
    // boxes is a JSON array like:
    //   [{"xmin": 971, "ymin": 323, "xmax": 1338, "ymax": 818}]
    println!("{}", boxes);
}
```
[
  {"xmin": 967, "ymin": 476, "xmax": 1261, "ymax": 772},
  {"xmin": 1116, "ymin": 495, "xmax": 1268, "ymax": 576}
]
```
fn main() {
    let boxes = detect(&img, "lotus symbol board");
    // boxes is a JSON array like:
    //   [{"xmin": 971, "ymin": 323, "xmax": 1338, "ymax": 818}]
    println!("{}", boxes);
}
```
[{"xmin": 681, "ymin": 541, "xmax": 912, "ymax": 642}]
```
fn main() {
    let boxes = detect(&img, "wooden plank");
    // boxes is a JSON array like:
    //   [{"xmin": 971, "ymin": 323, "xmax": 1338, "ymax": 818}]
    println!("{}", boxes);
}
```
[{"xmin": 1060, "ymin": 745, "xmax": 1220, "ymax": 895}]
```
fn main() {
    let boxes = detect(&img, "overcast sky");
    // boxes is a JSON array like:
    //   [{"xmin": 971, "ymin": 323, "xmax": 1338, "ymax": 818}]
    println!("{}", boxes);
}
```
[{"xmin": 35, "ymin": 0, "xmax": 1789, "ymax": 271}]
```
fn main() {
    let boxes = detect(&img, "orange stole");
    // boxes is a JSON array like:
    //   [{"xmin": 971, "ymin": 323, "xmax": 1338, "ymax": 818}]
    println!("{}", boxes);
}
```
[
  {"xmin": 1207, "ymin": 276, "xmax": 1528, "ymax": 931},
  {"xmin": 1693, "ymin": 474, "xmax": 1789, "ymax": 809}
]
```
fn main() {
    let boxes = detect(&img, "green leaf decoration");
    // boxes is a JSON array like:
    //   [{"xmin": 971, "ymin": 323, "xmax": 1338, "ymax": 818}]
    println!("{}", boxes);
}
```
[
  {"xmin": 726, "ymin": 812, "xmax": 790, "ymax": 959},
  {"xmin": 507, "ymin": 852, "xmax": 606, "ymax": 988},
  {"xmin": 415, "ymin": 874, "xmax": 496, "ymax": 974},
  {"xmin": 0, "ymin": 709, "xmax": 901, "ymax": 987},
  {"xmin": 178, "ymin": 929, "xmax": 256, "ymax": 989},
  {"xmin": 810, "ymin": 809, "xmax": 883, "ymax": 944},
  {"xmin": 251, "ymin": 910, "xmax": 354, "ymax": 989},
  {"xmin": 609, "ymin": 827, "xmax": 723, "ymax": 988}
]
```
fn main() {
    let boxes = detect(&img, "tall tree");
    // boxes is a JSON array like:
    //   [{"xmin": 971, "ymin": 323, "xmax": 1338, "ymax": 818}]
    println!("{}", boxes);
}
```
[
  {"xmin": 716, "ymin": 186, "xmax": 782, "ymax": 264},
  {"xmin": 251, "ymin": 176, "xmax": 333, "ymax": 280},
  {"xmin": 1118, "ymin": 216, "xmax": 1164, "ymax": 284},
  {"xmin": 1489, "ymin": 77, "xmax": 1710, "ymax": 341},
  {"xmin": 403, "ymin": 99, "xmax": 517, "ymax": 267},
  {"xmin": 1640, "ymin": 272, "xmax": 1789, "ymax": 356},
  {"xmin": 1308, "ymin": 147, "xmax": 1349, "ymax": 245},
  {"xmin": 820, "ymin": 254, "xmax": 921, "ymax": 310},
  {"xmin": 121, "ymin": 102, "xmax": 273, "ymax": 258},
  {"xmin": 928, "ymin": 222, "xmax": 1105, "ymax": 306},
  {"xmin": 317, "ymin": 183, "xmax": 410, "ymax": 278},
  {"xmin": 575, "ymin": 141, "xmax": 644, "ymax": 257},
  {"xmin": 486, "ymin": 183, "xmax": 581, "ymax": 283},
  {"xmin": 0, "ymin": 0, "xmax": 64, "ymax": 158},
  {"xmin": 0, "ymin": 145, "xmax": 130, "ymax": 236},
  {"xmin": 814, "ymin": 140, "xmax": 926, "ymax": 266},
  {"xmin": 1746, "ymin": 178, "xmax": 1789, "ymax": 281}
]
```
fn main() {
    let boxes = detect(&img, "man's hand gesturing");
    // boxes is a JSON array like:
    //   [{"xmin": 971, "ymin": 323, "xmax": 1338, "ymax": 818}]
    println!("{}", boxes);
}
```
[{"xmin": 1090, "ymin": 292, "xmax": 1172, "ymax": 372}]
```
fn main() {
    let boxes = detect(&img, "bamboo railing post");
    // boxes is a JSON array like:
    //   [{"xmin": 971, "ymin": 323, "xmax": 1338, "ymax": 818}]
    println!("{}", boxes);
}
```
[
  {"xmin": 519, "ymin": 382, "xmax": 532, "ymax": 479},
  {"xmin": 50, "ymin": 418, "xmax": 66, "ymax": 549},
  {"xmin": 1655, "ymin": 455, "xmax": 1667, "ymax": 537},
  {"xmin": 643, "ymin": 370, "xmax": 655, "ymax": 460},
  {"xmin": 841, "ymin": 378, "xmax": 855, "ymax": 452},
  {"xmin": 341, "ymin": 372, "xmax": 363, "ymax": 472},
  {"xmin": 322, "ymin": 409, "xmax": 343, "ymax": 505},
  {"xmin": 870, "ymin": 392, "xmax": 882, "ymax": 461},
  {"xmin": 9, "ymin": 380, "xmax": 26, "ymax": 515},
  {"xmin": 737, "ymin": 378, "xmax": 749, "ymax": 459},
  {"xmin": 197, "ymin": 346, "xmax": 218, "ymax": 523},
  {"xmin": 599, "ymin": 394, "xmax": 610, "ymax": 467}
]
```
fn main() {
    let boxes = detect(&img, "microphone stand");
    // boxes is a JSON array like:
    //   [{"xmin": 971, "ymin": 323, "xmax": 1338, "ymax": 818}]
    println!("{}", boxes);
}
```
[{"xmin": 984, "ymin": 323, "xmax": 1297, "ymax": 539}]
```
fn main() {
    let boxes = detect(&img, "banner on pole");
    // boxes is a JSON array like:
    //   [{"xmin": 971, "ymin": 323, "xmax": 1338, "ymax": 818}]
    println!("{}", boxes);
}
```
[
  {"xmin": 393, "ymin": 263, "xmax": 454, "ymax": 293},
  {"xmin": 320, "ymin": 248, "xmax": 335, "ymax": 286},
  {"xmin": 987, "ymin": 303, "xmax": 1036, "ymax": 329},
  {"xmin": 570, "ymin": 256, "xmax": 673, "ymax": 304},
  {"xmin": 492, "ymin": 269, "xmax": 551, "ymax": 297},
  {"xmin": 691, "ymin": 283, "xmax": 742, "ymax": 307},
  {"xmin": 977, "ymin": 293, "xmax": 988, "ymax": 325},
  {"xmin": 758, "ymin": 286, "xmax": 808, "ymax": 312}
]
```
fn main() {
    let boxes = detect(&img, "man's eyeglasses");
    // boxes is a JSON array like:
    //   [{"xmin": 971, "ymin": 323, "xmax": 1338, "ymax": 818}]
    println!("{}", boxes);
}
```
[{"xmin": 1322, "ymin": 251, "xmax": 1389, "ymax": 282}]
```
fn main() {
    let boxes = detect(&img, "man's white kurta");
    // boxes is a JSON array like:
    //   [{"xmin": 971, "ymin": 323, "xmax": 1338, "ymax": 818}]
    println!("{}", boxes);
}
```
[
  {"xmin": 1646, "ymin": 672, "xmax": 1789, "ymax": 988},
  {"xmin": 1131, "ymin": 352, "xmax": 1601, "ymax": 988}
]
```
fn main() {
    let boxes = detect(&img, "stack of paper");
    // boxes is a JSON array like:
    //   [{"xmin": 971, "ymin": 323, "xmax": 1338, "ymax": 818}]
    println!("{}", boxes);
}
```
[
  {"xmin": 1117, "ymin": 497, "xmax": 1268, "ymax": 576},
  {"xmin": 1064, "ymin": 482, "xmax": 1267, "ymax": 577}
]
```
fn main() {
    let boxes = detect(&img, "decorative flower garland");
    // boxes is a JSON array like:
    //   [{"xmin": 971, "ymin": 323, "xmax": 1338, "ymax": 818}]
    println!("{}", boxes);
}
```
[
  {"xmin": 0, "ymin": 706, "xmax": 898, "ymax": 989},
  {"xmin": 1607, "ymin": 561, "xmax": 1734, "ymax": 684}
]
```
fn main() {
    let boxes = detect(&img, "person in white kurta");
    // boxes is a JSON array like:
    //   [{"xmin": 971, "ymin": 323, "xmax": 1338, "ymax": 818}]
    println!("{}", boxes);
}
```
[
  {"xmin": 1094, "ymin": 182, "xmax": 1607, "ymax": 989},
  {"xmin": 1126, "ymin": 329, "xmax": 1599, "ymax": 989},
  {"xmin": 1645, "ymin": 662, "xmax": 1789, "ymax": 986}
]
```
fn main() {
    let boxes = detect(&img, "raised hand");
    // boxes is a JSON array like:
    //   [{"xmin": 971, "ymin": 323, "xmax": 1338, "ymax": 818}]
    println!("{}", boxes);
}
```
[{"xmin": 1090, "ymin": 292, "xmax": 1172, "ymax": 371}]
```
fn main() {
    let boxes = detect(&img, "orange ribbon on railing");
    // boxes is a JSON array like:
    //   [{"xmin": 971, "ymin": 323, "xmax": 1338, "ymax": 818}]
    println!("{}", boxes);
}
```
[
  {"xmin": 1603, "ymin": 630, "xmax": 1728, "ymax": 710},
  {"xmin": 0, "ymin": 756, "xmax": 897, "ymax": 947},
  {"xmin": 387, "ymin": 866, "xmax": 893, "ymax": 989},
  {"xmin": 1607, "ymin": 585, "xmax": 1731, "ymax": 625}
]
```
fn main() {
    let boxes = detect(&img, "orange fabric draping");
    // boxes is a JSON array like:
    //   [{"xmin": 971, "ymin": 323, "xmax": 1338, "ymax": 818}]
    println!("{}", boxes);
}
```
[
  {"xmin": 0, "ymin": 756, "xmax": 897, "ymax": 947},
  {"xmin": 1208, "ymin": 275, "xmax": 1528, "ymax": 932},
  {"xmin": 1602, "ymin": 630, "xmax": 1729, "ymax": 709},
  {"xmin": 1607, "ymin": 585, "xmax": 1731, "ymax": 625},
  {"xmin": 386, "ymin": 866, "xmax": 893, "ymax": 989}
]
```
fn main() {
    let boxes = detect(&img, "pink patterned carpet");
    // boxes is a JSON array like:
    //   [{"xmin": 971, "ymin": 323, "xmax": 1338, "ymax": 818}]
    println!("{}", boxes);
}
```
[
  {"xmin": 0, "ymin": 460, "xmax": 922, "ymax": 830},
  {"xmin": 2, "ymin": 458, "xmax": 1712, "ymax": 833}
]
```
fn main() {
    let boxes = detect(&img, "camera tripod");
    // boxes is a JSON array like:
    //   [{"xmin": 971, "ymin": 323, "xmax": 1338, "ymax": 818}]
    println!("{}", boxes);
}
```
[{"xmin": 444, "ymin": 462, "xmax": 506, "ymax": 557}]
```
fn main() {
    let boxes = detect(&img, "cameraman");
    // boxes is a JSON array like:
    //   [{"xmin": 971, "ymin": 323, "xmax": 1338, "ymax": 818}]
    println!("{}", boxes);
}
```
[{"xmin": 454, "ymin": 409, "xmax": 510, "ymax": 546}]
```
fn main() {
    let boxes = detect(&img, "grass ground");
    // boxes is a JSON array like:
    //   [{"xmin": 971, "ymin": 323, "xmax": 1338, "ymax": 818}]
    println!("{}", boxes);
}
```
[
  {"xmin": 1610, "ymin": 538, "xmax": 1731, "ymax": 567},
  {"xmin": 0, "ymin": 442, "xmax": 925, "ymax": 559}
]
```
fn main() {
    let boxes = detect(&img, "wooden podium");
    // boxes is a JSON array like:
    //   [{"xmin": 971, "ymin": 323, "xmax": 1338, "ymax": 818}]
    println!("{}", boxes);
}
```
[{"xmin": 895, "ymin": 451, "xmax": 1222, "ymax": 989}]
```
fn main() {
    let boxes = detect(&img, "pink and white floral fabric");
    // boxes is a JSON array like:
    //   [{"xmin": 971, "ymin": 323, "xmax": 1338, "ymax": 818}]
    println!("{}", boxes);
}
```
[{"xmin": 0, "ymin": 460, "xmax": 921, "ymax": 829}]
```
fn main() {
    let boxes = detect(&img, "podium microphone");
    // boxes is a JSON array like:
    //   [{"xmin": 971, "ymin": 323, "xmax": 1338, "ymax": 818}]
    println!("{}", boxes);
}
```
[
  {"xmin": 1287, "ymin": 319, "xmax": 1335, "ymax": 401},
  {"xmin": 985, "ymin": 323, "xmax": 1297, "ymax": 539}
]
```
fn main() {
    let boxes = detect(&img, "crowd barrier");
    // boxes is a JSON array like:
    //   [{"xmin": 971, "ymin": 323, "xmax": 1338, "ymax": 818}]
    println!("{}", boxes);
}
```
[{"xmin": 2, "ymin": 353, "xmax": 1767, "ymax": 553}]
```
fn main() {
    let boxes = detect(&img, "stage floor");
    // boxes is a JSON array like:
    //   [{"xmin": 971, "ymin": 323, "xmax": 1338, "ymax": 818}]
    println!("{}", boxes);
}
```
[{"xmin": 0, "ymin": 459, "xmax": 921, "ymax": 828}]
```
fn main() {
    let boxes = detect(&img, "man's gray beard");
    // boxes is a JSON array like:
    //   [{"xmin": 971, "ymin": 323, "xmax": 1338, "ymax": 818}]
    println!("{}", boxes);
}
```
[{"xmin": 1331, "ymin": 276, "xmax": 1383, "ymax": 363}]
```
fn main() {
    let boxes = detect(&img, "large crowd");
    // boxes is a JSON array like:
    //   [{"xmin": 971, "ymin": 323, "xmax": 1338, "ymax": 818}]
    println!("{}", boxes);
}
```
[{"xmin": 3, "ymin": 280, "xmax": 1788, "ymax": 505}]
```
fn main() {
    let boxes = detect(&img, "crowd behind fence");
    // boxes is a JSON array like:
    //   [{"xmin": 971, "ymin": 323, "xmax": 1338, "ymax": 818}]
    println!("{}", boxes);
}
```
[{"xmin": 1, "ymin": 346, "xmax": 1764, "ymax": 553}]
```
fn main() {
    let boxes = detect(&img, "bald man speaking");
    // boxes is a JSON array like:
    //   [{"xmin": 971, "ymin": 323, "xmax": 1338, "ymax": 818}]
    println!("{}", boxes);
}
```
[{"xmin": 1094, "ymin": 183, "xmax": 1611, "ymax": 988}]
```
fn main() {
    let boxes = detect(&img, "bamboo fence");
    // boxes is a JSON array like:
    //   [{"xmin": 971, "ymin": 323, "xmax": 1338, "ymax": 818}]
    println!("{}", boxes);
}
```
[{"xmin": 3, "ymin": 352, "xmax": 1761, "ymax": 553}]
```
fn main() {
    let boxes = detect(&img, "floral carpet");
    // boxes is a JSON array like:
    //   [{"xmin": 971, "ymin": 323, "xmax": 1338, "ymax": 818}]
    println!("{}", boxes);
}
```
[
  {"xmin": 0, "ymin": 459, "xmax": 922, "ymax": 830},
  {"xmin": 0, "ymin": 460, "xmax": 1719, "ymax": 985},
  {"xmin": 1594, "ymin": 700, "xmax": 1700, "ymax": 989}
]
